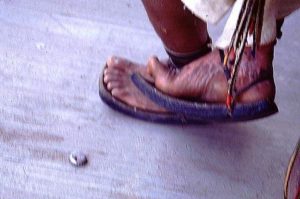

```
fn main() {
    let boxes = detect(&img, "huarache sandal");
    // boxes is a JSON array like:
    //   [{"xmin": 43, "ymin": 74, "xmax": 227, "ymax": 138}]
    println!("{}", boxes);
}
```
[
  {"xmin": 99, "ymin": 65, "xmax": 187, "ymax": 124},
  {"xmin": 99, "ymin": 39, "xmax": 213, "ymax": 124},
  {"xmin": 99, "ymin": 48, "xmax": 278, "ymax": 123},
  {"xmin": 99, "ymin": 0, "xmax": 278, "ymax": 123}
]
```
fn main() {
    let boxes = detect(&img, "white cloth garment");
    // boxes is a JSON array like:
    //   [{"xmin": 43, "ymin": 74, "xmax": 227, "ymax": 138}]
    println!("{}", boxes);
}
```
[{"xmin": 181, "ymin": 0, "xmax": 300, "ymax": 48}]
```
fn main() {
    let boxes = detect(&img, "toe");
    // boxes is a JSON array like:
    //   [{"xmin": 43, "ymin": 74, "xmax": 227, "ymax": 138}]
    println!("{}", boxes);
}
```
[
  {"xmin": 107, "ymin": 81, "xmax": 123, "ymax": 91},
  {"xmin": 146, "ymin": 56, "xmax": 174, "ymax": 94},
  {"xmin": 106, "ymin": 56, "xmax": 132, "ymax": 69},
  {"xmin": 147, "ymin": 56, "xmax": 168, "ymax": 78},
  {"xmin": 103, "ymin": 68, "xmax": 124, "ymax": 83},
  {"xmin": 106, "ymin": 56, "xmax": 120, "ymax": 67},
  {"xmin": 106, "ymin": 67, "xmax": 123, "ymax": 76},
  {"xmin": 104, "ymin": 73, "xmax": 119, "ymax": 83},
  {"xmin": 111, "ymin": 88, "xmax": 127, "ymax": 98}
]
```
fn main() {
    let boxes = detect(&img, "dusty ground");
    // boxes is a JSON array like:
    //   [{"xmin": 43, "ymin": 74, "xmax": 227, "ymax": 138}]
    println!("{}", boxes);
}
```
[{"xmin": 0, "ymin": 1, "xmax": 299, "ymax": 199}]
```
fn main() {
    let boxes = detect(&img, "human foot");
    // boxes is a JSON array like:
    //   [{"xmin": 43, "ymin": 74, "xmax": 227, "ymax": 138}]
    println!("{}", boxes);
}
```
[
  {"xmin": 148, "ymin": 44, "xmax": 276, "ymax": 104},
  {"xmin": 103, "ymin": 56, "xmax": 166, "ymax": 112},
  {"xmin": 103, "ymin": 41, "xmax": 211, "ymax": 113}
]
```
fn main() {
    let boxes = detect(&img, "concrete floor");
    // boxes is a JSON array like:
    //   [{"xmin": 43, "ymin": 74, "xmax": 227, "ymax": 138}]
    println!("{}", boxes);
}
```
[{"xmin": 0, "ymin": 1, "xmax": 299, "ymax": 199}]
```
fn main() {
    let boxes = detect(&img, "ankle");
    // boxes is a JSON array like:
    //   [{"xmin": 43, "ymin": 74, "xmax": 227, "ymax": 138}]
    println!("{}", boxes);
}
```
[
  {"xmin": 165, "ymin": 35, "xmax": 212, "ymax": 68},
  {"xmin": 250, "ymin": 41, "xmax": 275, "ymax": 70}
]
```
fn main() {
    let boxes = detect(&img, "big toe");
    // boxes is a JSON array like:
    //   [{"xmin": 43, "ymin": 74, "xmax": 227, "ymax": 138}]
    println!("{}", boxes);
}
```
[
  {"xmin": 147, "ymin": 56, "xmax": 168, "ymax": 78},
  {"xmin": 106, "ymin": 56, "xmax": 130, "ymax": 69}
]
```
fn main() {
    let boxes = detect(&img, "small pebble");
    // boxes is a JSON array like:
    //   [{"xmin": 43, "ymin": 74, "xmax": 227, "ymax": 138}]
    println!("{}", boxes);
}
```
[{"xmin": 69, "ymin": 151, "xmax": 88, "ymax": 167}]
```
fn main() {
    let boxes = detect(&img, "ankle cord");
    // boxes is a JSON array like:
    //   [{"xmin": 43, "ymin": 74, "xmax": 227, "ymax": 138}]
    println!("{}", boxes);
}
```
[
  {"xmin": 223, "ymin": 0, "xmax": 266, "ymax": 114},
  {"xmin": 165, "ymin": 37, "xmax": 212, "ymax": 69}
]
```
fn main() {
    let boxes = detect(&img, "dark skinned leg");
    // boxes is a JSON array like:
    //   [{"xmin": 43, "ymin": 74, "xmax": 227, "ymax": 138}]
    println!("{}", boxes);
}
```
[{"xmin": 104, "ymin": 0, "xmax": 209, "ymax": 111}]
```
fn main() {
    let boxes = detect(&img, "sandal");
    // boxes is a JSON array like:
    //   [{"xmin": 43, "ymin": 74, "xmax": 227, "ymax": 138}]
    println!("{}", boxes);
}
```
[
  {"xmin": 99, "ymin": 0, "xmax": 278, "ymax": 123},
  {"xmin": 99, "ymin": 49, "xmax": 278, "ymax": 124}
]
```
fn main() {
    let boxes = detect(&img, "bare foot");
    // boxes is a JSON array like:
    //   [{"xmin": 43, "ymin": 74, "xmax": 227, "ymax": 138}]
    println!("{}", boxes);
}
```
[
  {"xmin": 104, "ymin": 44, "xmax": 276, "ymax": 113},
  {"xmin": 104, "ymin": 56, "xmax": 166, "ymax": 112},
  {"xmin": 148, "ymin": 45, "xmax": 276, "ymax": 104}
]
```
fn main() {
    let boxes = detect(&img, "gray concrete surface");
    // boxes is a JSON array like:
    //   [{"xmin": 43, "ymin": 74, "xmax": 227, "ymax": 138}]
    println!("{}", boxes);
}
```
[{"xmin": 0, "ymin": 1, "xmax": 299, "ymax": 199}]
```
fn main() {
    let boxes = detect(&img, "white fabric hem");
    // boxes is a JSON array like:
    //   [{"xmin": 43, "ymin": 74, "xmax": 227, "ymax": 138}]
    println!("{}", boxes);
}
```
[
  {"xmin": 182, "ymin": 0, "xmax": 300, "ymax": 49},
  {"xmin": 181, "ymin": 0, "xmax": 234, "ymax": 24}
]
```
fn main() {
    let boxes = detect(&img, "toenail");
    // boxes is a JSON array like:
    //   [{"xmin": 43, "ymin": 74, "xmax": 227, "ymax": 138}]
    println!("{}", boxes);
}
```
[
  {"xmin": 104, "ymin": 76, "xmax": 109, "ymax": 83},
  {"xmin": 113, "ymin": 58, "xmax": 119, "ymax": 64},
  {"xmin": 107, "ymin": 56, "xmax": 115, "ymax": 65},
  {"xmin": 111, "ymin": 89, "xmax": 117, "ymax": 96},
  {"xmin": 111, "ymin": 88, "xmax": 122, "ymax": 97},
  {"xmin": 149, "ymin": 56, "xmax": 158, "ymax": 63},
  {"xmin": 107, "ymin": 82, "xmax": 112, "ymax": 89}
]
